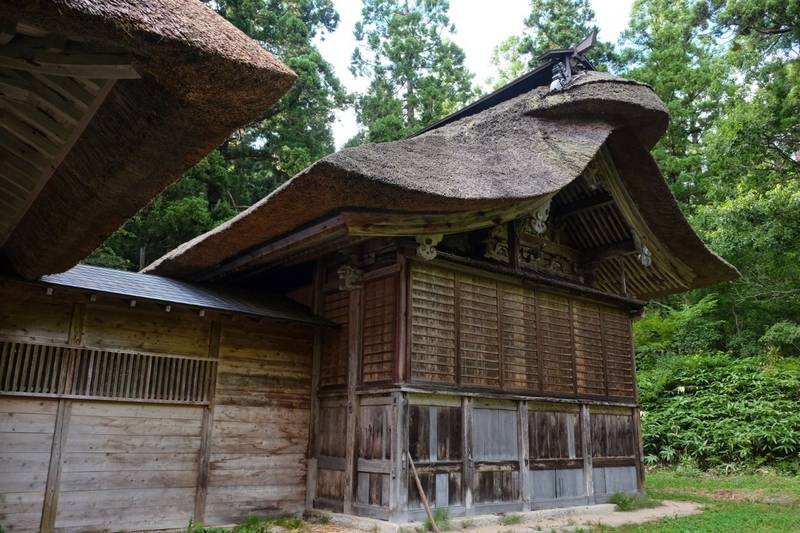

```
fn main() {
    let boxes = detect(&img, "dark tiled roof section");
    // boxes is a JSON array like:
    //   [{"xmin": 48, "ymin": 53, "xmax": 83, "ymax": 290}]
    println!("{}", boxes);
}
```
[{"xmin": 39, "ymin": 265, "xmax": 327, "ymax": 326}]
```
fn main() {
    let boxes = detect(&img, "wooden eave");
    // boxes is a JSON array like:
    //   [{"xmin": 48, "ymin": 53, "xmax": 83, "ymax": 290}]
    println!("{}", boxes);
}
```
[{"xmin": 0, "ymin": 20, "xmax": 138, "ymax": 245}]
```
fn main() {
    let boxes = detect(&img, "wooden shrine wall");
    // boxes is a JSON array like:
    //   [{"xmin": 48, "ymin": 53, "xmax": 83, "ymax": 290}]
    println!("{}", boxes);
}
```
[
  {"xmin": 0, "ymin": 282, "xmax": 314, "ymax": 532},
  {"xmin": 408, "ymin": 262, "xmax": 636, "ymax": 400}
]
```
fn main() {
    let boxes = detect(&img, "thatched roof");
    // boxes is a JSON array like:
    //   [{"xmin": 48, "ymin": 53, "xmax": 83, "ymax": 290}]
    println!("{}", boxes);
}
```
[
  {"xmin": 0, "ymin": 0, "xmax": 296, "ymax": 279},
  {"xmin": 146, "ymin": 71, "xmax": 737, "ymax": 295}
]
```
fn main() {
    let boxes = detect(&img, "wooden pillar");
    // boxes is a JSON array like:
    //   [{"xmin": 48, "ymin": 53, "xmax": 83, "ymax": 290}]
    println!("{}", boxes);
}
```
[
  {"xmin": 40, "ymin": 303, "xmax": 84, "ymax": 532},
  {"xmin": 306, "ymin": 262, "xmax": 324, "ymax": 510},
  {"xmin": 580, "ymin": 404, "xmax": 594, "ymax": 503},
  {"xmin": 462, "ymin": 396, "xmax": 473, "ymax": 515},
  {"xmin": 194, "ymin": 319, "xmax": 221, "ymax": 523},
  {"xmin": 518, "ymin": 400, "xmax": 530, "ymax": 510},
  {"xmin": 632, "ymin": 406, "xmax": 646, "ymax": 493},
  {"xmin": 342, "ymin": 272, "xmax": 364, "ymax": 514},
  {"xmin": 389, "ymin": 391, "xmax": 409, "ymax": 521}
]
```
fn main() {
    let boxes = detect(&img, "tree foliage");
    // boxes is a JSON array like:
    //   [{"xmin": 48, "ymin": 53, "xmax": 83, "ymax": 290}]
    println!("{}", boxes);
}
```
[
  {"xmin": 491, "ymin": 0, "xmax": 614, "ymax": 86},
  {"xmin": 350, "ymin": 0, "xmax": 477, "ymax": 142},
  {"xmin": 86, "ymin": 0, "xmax": 345, "ymax": 269}
]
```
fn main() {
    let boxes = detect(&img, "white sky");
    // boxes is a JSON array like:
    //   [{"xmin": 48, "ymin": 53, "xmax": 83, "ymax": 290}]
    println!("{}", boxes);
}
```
[{"xmin": 315, "ymin": 0, "xmax": 633, "ymax": 148}]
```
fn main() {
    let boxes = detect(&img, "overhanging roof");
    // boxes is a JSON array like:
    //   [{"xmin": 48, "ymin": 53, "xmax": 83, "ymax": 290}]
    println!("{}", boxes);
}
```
[
  {"xmin": 34, "ymin": 264, "xmax": 328, "ymax": 326},
  {"xmin": 0, "ymin": 0, "xmax": 296, "ymax": 280}
]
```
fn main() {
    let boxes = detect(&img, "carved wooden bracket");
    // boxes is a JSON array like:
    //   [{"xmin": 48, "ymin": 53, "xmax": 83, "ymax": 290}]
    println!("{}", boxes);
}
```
[
  {"xmin": 522, "ymin": 199, "xmax": 552, "ymax": 235},
  {"xmin": 415, "ymin": 234, "xmax": 443, "ymax": 260},
  {"xmin": 337, "ymin": 264, "xmax": 364, "ymax": 291}
]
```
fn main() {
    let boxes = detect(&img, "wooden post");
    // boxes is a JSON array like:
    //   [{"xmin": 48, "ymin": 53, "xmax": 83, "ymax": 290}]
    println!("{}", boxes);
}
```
[
  {"xmin": 194, "ymin": 319, "xmax": 221, "ymax": 524},
  {"xmin": 580, "ymin": 404, "xmax": 594, "ymax": 502},
  {"xmin": 40, "ymin": 303, "xmax": 84, "ymax": 532},
  {"xmin": 518, "ymin": 400, "xmax": 530, "ymax": 510},
  {"xmin": 462, "ymin": 396, "xmax": 473, "ymax": 515},
  {"xmin": 342, "ymin": 277, "xmax": 364, "ymax": 514},
  {"xmin": 389, "ymin": 391, "xmax": 409, "ymax": 521},
  {"xmin": 409, "ymin": 457, "xmax": 440, "ymax": 533},
  {"xmin": 306, "ymin": 262, "xmax": 324, "ymax": 510}
]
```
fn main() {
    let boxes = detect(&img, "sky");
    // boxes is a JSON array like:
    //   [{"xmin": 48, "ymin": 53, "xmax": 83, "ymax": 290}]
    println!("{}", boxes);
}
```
[{"xmin": 315, "ymin": 0, "xmax": 634, "ymax": 148}]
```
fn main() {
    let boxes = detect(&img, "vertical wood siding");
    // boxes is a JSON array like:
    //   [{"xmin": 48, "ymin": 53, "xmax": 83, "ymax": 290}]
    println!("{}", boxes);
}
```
[
  {"xmin": 361, "ymin": 276, "xmax": 397, "ymax": 384},
  {"xmin": 320, "ymin": 290, "xmax": 349, "ymax": 388},
  {"xmin": 408, "ymin": 263, "xmax": 636, "ymax": 400}
]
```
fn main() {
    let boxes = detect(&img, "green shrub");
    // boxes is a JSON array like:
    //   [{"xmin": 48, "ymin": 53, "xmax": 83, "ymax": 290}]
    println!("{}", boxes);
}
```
[
  {"xmin": 608, "ymin": 492, "xmax": 660, "ymax": 511},
  {"xmin": 639, "ymin": 354, "xmax": 800, "ymax": 470},
  {"xmin": 500, "ymin": 513, "xmax": 522, "ymax": 525},
  {"xmin": 423, "ymin": 507, "xmax": 450, "ymax": 531}
]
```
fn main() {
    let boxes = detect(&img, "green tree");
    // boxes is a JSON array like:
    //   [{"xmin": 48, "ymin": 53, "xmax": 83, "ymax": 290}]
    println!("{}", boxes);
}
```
[
  {"xmin": 86, "ymin": 0, "xmax": 346, "ymax": 269},
  {"xmin": 350, "ymin": 0, "xmax": 477, "ymax": 143},
  {"xmin": 490, "ymin": 0, "xmax": 614, "ymax": 86}
]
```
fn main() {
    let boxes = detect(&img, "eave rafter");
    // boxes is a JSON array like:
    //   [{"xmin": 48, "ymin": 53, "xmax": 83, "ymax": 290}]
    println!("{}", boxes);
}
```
[{"xmin": 0, "ymin": 20, "xmax": 139, "ymax": 245}]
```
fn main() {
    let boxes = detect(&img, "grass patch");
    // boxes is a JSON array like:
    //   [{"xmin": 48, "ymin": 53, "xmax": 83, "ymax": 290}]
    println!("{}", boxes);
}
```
[
  {"xmin": 609, "ymin": 492, "xmax": 661, "ymax": 511},
  {"xmin": 598, "ymin": 468, "xmax": 800, "ymax": 532},
  {"xmin": 423, "ymin": 507, "xmax": 450, "ymax": 531},
  {"xmin": 188, "ymin": 515, "xmax": 305, "ymax": 533},
  {"xmin": 500, "ymin": 513, "xmax": 523, "ymax": 525}
]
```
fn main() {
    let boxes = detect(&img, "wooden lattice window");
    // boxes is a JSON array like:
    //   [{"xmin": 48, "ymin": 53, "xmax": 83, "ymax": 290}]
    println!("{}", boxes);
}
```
[
  {"xmin": 361, "ymin": 275, "xmax": 397, "ymax": 384},
  {"xmin": 409, "ymin": 264, "xmax": 457, "ymax": 384},
  {"xmin": 457, "ymin": 274, "xmax": 500, "ymax": 388},
  {"xmin": 0, "ymin": 340, "xmax": 216, "ymax": 404}
]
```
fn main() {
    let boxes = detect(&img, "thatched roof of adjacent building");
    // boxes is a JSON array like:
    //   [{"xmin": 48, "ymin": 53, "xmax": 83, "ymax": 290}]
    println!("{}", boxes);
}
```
[
  {"xmin": 147, "ymin": 71, "xmax": 737, "ymax": 298},
  {"xmin": 0, "ymin": 0, "xmax": 296, "ymax": 279}
]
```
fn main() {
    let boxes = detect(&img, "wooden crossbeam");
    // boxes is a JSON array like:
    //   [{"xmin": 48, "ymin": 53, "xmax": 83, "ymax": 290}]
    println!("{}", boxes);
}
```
[
  {"xmin": 0, "ymin": 70, "xmax": 83, "ymax": 125},
  {"xmin": 552, "ymin": 193, "xmax": 614, "ymax": 223},
  {"xmin": 580, "ymin": 238, "xmax": 636, "ymax": 265},
  {"xmin": 0, "ymin": 169, "xmax": 31, "ymax": 200},
  {"xmin": 0, "ymin": 129, "xmax": 50, "ymax": 170},
  {"xmin": 0, "ymin": 98, "xmax": 70, "ymax": 143},
  {"xmin": 32, "ymin": 72, "xmax": 94, "ymax": 108},
  {"xmin": 0, "ymin": 35, "xmax": 138, "ymax": 79},
  {"xmin": 0, "ymin": 107, "xmax": 60, "ymax": 157}
]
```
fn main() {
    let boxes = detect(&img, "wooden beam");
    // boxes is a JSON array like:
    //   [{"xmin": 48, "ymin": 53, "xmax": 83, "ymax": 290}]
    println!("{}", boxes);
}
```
[
  {"xmin": 31, "ymin": 72, "xmax": 94, "ymax": 108},
  {"xmin": 580, "ymin": 405, "xmax": 594, "ymax": 502},
  {"xmin": 0, "ymin": 98, "xmax": 70, "ymax": 143},
  {"xmin": 0, "ymin": 70, "xmax": 84, "ymax": 125},
  {"xmin": 579, "ymin": 239, "xmax": 636, "ymax": 265},
  {"xmin": 305, "ymin": 262, "xmax": 324, "ymax": 511},
  {"xmin": 0, "ymin": 107, "xmax": 60, "ymax": 156},
  {"xmin": 194, "ymin": 320, "xmax": 221, "ymax": 523},
  {"xmin": 462, "ymin": 396, "xmax": 474, "ymax": 516},
  {"xmin": 0, "ymin": 35, "xmax": 139, "ymax": 79},
  {"xmin": 552, "ymin": 193, "xmax": 614, "ymax": 223},
  {"xmin": 0, "ymin": 126, "xmax": 50, "ymax": 169},
  {"xmin": 389, "ymin": 391, "xmax": 409, "ymax": 521},
  {"xmin": 0, "ymin": 79, "xmax": 115, "ymax": 246},
  {"xmin": 518, "ymin": 400, "xmax": 530, "ymax": 510},
  {"xmin": 342, "ymin": 276, "xmax": 364, "ymax": 514},
  {"xmin": 40, "ymin": 303, "xmax": 84, "ymax": 532}
]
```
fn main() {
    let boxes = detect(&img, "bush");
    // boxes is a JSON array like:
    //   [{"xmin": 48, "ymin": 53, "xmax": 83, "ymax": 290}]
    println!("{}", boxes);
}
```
[
  {"xmin": 608, "ymin": 492, "xmax": 660, "ymax": 511},
  {"xmin": 639, "ymin": 354, "xmax": 800, "ymax": 470},
  {"xmin": 423, "ymin": 508, "xmax": 450, "ymax": 531}
]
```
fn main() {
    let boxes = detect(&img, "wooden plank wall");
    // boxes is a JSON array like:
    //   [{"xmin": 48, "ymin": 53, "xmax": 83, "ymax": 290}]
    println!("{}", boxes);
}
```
[
  {"xmin": 408, "ymin": 263, "xmax": 637, "ymax": 400},
  {"xmin": 0, "ymin": 283, "xmax": 316, "ymax": 531},
  {"xmin": 55, "ymin": 401, "xmax": 204, "ymax": 532},
  {"xmin": 204, "ymin": 322, "xmax": 313, "ymax": 525},
  {"xmin": 0, "ymin": 397, "xmax": 57, "ymax": 532}
]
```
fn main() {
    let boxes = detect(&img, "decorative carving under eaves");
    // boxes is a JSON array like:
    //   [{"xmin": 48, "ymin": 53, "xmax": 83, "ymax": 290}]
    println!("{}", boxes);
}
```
[
  {"xmin": 416, "ymin": 234, "xmax": 443, "ymax": 260},
  {"xmin": 337, "ymin": 264, "xmax": 363, "ymax": 291},
  {"xmin": 484, "ymin": 225, "xmax": 509, "ymax": 263},
  {"xmin": 521, "ymin": 199, "xmax": 552, "ymax": 235}
]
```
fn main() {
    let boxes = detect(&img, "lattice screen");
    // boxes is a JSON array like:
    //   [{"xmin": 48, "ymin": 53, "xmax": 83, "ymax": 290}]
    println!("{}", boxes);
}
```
[{"xmin": 0, "ymin": 340, "xmax": 215, "ymax": 404}]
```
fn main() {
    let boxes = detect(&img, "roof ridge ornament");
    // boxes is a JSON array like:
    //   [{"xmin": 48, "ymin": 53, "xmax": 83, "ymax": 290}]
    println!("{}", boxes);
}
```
[{"xmin": 541, "ymin": 30, "xmax": 598, "ymax": 92}]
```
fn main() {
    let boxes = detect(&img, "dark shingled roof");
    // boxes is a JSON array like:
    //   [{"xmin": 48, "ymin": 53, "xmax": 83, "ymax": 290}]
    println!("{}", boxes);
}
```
[
  {"xmin": 146, "ymin": 71, "xmax": 737, "ymax": 295},
  {"xmin": 38, "ymin": 265, "xmax": 326, "ymax": 326},
  {"xmin": 0, "ymin": 0, "xmax": 296, "ymax": 280}
]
